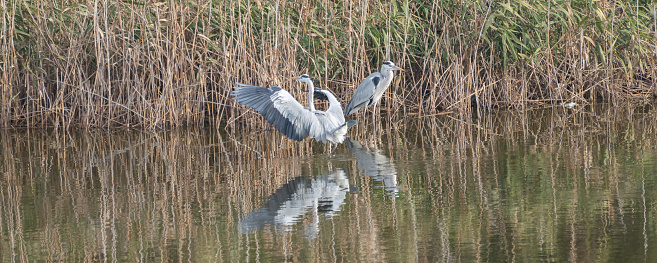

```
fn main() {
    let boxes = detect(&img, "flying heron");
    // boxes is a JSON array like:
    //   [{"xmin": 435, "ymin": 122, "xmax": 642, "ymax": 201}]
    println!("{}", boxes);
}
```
[
  {"xmin": 231, "ymin": 74, "xmax": 356, "ymax": 154},
  {"xmin": 343, "ymin": 61, "xmax": 404, "ymax": 126}
]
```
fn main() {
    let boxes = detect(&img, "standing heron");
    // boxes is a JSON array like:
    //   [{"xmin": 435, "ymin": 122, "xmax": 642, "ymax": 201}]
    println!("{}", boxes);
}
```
[
  {"xmin": 231, "ymin": 75, "xmax": 356, "ymax": 153},
  {"xmin": 343, "ymin": 61, "xmax": 404, "ymax": 126}
]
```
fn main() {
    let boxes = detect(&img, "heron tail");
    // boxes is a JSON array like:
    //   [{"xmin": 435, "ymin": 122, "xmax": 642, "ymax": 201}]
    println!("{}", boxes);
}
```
[
  {"xmin": 329, "ymin": 120, "xmax": 357, "ymax": 135},
  {"xmin": 343, "ymin": 103, "xmax": 353, "ymax": 115}
]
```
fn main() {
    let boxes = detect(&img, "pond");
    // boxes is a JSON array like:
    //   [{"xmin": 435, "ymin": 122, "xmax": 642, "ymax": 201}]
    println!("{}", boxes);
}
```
[{"xmin": 1, "ymin": 105, "xmax": 657, "ymax": 262}]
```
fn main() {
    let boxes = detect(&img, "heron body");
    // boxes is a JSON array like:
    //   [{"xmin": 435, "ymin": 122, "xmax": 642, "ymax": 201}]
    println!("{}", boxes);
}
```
[
  {"xmin": 231, "ymin": 75, "xmax": 356, "ymax": 148},
  {"xmin": 343, "ymin": 61, "xmax": 404, "ymax": 117},
  {"xmin": 309, "ymin": 87, "xmax": 356, "ymax": 144}
]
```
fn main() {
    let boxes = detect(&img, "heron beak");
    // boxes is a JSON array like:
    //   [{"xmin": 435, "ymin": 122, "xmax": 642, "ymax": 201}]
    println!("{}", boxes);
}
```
[{"xmin": 395, "ymin": 66, "xmax": 404, "ymax": 71}]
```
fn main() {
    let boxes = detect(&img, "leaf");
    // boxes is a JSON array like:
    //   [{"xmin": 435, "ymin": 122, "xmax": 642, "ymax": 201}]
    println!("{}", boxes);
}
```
[
  {"xmin": 596, "ymin": 45, "xmax": 606, "ymax": 64},
  {"xmin": 15, "ymin": 28, "xmax": 31, "ymax": 38},
  {"xmin": 577, "ymin": 16, "xmax": 590, "ymax": 29},
  {"xmin": 583, "ymin": 36, "xmax": 595, "ymax": 45},
  {"xmin": 483, "ymin": 13, "xmax": 497, "ymax": 32},
  {"xmin": 595, "ymin": 8, "xmax": 606, "ymax": 22}
]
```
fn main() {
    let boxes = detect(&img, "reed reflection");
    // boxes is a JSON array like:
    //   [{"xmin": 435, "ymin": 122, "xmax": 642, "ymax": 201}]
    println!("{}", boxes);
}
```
[
  {"xmin": 239, "ymin": 168, "xmax": 353, "ymax": 239},
  {"xmin": 345, "ymin": 138, "xmax": 398, "ymax": 197},
  {"xmin": 2, "ymin": 105, "xmax": 657, "ymax": 262}
]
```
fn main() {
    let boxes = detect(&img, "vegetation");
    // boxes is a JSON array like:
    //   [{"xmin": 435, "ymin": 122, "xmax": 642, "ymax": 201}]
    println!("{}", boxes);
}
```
[{"xmin": 1, "ymin": 0, "xmax": 656, "ymax": 128}]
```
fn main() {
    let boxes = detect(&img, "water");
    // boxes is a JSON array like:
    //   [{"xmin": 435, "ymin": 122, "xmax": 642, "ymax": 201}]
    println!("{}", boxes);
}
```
[{"xmin": 2, "ymin": 106, "xmax": 657, "ymax": 262}]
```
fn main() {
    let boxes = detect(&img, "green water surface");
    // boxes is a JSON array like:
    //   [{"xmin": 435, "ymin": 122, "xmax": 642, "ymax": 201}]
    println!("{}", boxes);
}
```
[{"xmin": 1, "ymin": 106, "xmax": 657, "ymax": 262}]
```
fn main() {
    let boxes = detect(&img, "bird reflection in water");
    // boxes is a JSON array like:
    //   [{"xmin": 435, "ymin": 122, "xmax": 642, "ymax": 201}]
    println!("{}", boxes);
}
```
[
  {"xmin": 239, "ymin": 168, "xmax": 353, "ymax": 239},
  {"xmin": 345, "ymin": 138, "xmax": 399, "ymax": 197}
]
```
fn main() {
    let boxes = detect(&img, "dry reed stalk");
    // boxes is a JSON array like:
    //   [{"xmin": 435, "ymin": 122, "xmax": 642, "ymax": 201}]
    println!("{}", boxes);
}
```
[{"xmin": 0, "ymin": 0, "xmax": 655, "ymax": 132}]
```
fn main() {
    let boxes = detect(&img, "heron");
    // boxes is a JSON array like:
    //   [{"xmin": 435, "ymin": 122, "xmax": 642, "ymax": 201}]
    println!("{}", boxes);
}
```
[
  {"xmin": 343, "ymin": 61, "xmax": 404, "ymax": 126},
  {"xmin": 231, "ymin": 75, "xmax": 357, "ymax": 154},
  {"xmin": 345, "ymin": 138, "xmax": 398, "ymax": 197},
  {"xmin": 239, "ymin": 168, "xmax": 350, "ymax": 237}
]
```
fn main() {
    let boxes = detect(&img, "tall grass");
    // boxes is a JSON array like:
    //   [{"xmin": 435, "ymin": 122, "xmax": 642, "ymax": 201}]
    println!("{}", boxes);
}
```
[{"xmin": 1, "ymin": 0, "xmax": 656, "ymax": 128}]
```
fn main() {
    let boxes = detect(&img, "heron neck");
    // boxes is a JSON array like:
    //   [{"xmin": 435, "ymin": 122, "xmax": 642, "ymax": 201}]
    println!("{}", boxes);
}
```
[
  {"xmin": 325, "ymin": 93, "xmax": 345, "ymax": 119},
  {"xmin": 381, "ymin": 68, "xmax": 394, "ymax": 79},
  {"xmin": 306, "ymin": 81, "xmax": 316, "ymax": 111}
]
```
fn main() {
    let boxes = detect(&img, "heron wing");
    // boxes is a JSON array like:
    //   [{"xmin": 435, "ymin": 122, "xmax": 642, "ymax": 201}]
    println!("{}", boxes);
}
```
[
  {"xmin": 344, "ymin": 72, "xmax": 383, "ymax": 116},
  {"xmin": 309, "ymin": 112, "xmax": 332, "ymax": 142},
  {"xmin": 232, "ymin": 83, "xmax": 318, "ymax": 141}
]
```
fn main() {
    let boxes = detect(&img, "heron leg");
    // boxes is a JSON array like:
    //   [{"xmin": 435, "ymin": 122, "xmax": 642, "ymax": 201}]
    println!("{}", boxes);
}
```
[
  {"xmin": 328, "ymin": 143, "xmax": 336, "ymax": 156},
  {"xmin": 360, "ymin": 109, "xmax": 367, "ymax": 137},
  {"xmin": 372, "ymin": 104, "xmax": 377, "ymax": 132}
]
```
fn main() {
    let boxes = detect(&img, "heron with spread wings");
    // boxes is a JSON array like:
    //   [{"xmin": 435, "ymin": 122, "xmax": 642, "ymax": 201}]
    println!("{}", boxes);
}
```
[{"xmin": 231, "ymin": 74, "xmax": 356, "ymax": 153}]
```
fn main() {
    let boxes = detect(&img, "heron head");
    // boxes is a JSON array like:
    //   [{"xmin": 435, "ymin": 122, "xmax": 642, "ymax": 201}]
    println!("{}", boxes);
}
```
[
  {"xmin": 382, "ymin": 61, "xmax": 404, "ymax": 72},
  {"xmin": 291, "ymin": 74, "xmax": 314, "ymax": 84}
]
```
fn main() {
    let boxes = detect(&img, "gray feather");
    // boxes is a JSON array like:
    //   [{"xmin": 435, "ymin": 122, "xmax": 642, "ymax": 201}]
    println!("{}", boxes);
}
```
[
  {"xmin": 343, "ymin": 62, "xmax": 401, "ymax": 116},
  {"xmin": 343, "ymin": 72, "xmax": 382, "ymax": 116},
  {"xmin": 232, "ymin": 83, "xmax": 354, "ymax": 145},
  {"xmin": 371, "ymin": 76, "xmax": 380, "ymax": 87},
  {"xmin": 314, "ymin": 90, "xmax": 329, "ymax": 101},
  {"xmin": 232, "ymin": 83, "xmax": 312, "ymax": 141}
]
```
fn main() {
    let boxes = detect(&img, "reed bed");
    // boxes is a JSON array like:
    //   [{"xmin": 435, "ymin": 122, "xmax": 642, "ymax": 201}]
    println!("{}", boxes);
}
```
[{"xmin": 1, "ymin": 0, "xmax": 656, "ymax": 128}]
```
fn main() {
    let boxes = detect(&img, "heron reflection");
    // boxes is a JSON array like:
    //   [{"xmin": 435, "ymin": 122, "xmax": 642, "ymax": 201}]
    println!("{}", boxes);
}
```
[
  {"xmin": 239, "ymin": 168, "xmax": 352, "ymax": 238},
  {"xmin": 345, "ymin": 138, "xmax": 399, "ymax": 197}
]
